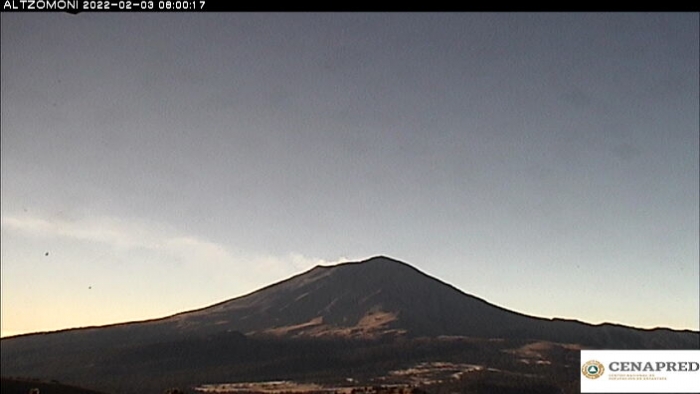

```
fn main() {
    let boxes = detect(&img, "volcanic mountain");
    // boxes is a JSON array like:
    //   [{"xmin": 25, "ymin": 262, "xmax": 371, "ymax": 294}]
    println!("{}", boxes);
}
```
[
  {"xmin": 167, "ymin": 254, "xmax": 532, "ymax": 339},
  {"xmin": 1, "ymin": 256, "xmax": 698, "ymax": 394},
  {"xmin": 4, "ymin": 256, "xmax": 698, "ymax": 346},
  {"xmin": 147, "ymin": 255, "xmax": 696, "ymax": 346}
]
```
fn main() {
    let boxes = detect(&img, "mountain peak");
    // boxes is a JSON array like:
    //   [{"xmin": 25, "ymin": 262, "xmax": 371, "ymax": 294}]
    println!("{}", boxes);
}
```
[
  {"xmin": 359, "ymin": 255, "xmax": 414, "ymax": 267},
  {"xmin": 316, "ymin": 255, "xmax": 420, "ymax": 274},
  {"xmin": 315, "ymin": 255, "xmax": 409, "ymax": 268},
  {"xmin": 362, "ymin": 255, "xmax": 404, "ymax": 263}
]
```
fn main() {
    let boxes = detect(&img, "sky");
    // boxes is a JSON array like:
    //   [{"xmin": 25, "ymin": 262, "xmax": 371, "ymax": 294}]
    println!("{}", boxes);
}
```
[{"xmin": 1, "ymin": 13, "xmax": 698, "ymax": 337}]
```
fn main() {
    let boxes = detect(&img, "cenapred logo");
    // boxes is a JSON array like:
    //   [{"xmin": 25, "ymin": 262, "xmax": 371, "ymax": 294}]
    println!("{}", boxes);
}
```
[
  {"xmin": 582, "ymin": 360, "xmax": 605, "ymax": 379},
  {"xmin": 581, "ymin": 350, "xmax": 700, "ymax": 393}
]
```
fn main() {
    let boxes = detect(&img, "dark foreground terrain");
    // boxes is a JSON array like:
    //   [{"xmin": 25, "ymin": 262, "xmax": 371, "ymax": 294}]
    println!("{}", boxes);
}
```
[
  {"xmin": 1, "ymin": 377, "xmax": 108, "ymax": 394},
  {"xmin": 3, "ymin": 335, "xmax": 581, "ymax": 393}
]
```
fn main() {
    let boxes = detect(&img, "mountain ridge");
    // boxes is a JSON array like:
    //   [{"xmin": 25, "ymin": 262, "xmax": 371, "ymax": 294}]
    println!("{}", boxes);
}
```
[{"xmin": 3, "ymin": 255, "xmax": 697, "ymax": 339}]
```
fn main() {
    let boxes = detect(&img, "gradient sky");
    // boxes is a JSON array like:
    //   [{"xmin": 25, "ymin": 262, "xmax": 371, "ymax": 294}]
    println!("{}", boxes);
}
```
[{"xmin": 1, "ymin": 13, "xmax": 698, "ymax": 337}]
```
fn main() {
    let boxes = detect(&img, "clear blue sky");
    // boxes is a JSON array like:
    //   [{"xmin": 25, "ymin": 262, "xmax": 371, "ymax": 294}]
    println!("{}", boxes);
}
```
[{"xmin": 1, "ymin": 13, "xmax": 698, "ymax": 337}]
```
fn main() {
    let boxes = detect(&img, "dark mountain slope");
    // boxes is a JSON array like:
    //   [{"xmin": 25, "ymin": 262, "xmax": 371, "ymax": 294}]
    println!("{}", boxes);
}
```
[
  {"xmin": 3, "ymin": 256, "xmax": 697, "ymax": 348},
  {"xmin": 159, "ymin": 256, "xmax": 697, "ymax": 348},
  {"xmin": 165, "ymin": 255, "xmax": 537, "ymax": 338}
]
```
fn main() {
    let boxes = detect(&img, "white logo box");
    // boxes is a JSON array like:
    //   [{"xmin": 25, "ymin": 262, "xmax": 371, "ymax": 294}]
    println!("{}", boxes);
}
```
[{"xmin": 580, "ymin": 350, "xmax": 700, "ymax": 393}]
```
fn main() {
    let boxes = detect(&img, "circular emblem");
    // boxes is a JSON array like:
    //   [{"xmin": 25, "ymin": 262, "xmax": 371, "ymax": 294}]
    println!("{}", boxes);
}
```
[{"xmin": 581, "ymin": 360, "xmax": 605, "ymax": 379}]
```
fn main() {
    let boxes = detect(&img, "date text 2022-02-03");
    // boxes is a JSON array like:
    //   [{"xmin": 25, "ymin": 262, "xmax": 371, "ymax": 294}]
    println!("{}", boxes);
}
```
[{"xmin": 81, "ymin": 0, "xmax": 205, "ymax": 11}]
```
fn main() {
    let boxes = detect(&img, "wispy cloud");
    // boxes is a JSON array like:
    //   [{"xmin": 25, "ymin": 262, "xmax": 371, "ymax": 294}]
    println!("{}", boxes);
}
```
[
  {"xmin": 1, "ymin": 213, "xmax": 348, "ymax": 275},
  {"xmin": 1, "ymin": 214, "xmax": 228, "ymax": 262}
]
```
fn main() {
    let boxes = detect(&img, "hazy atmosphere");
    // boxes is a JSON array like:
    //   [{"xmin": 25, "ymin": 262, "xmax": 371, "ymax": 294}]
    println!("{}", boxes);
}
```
[{"xmin": 1, "ymin": 13, "xmax": 698, "ymax": 337}]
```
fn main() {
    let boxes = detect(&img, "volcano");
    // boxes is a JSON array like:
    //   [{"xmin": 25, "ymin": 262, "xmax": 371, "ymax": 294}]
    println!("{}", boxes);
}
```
[
  {"xmin": 130, "ymin": 255, "xmax": 698, "ymax": 347},
  {"xmin": 1, "ymin": 256, "xmax": 697, "ymax": 394}
]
